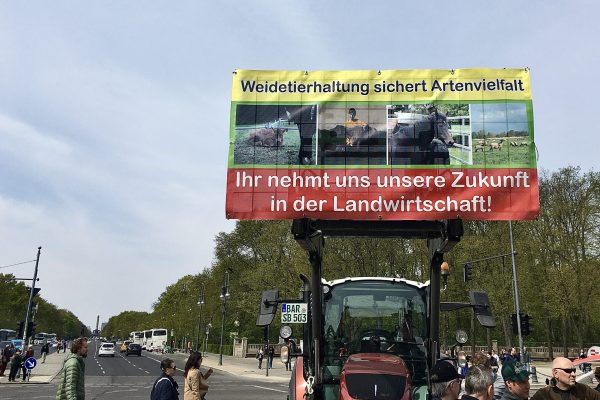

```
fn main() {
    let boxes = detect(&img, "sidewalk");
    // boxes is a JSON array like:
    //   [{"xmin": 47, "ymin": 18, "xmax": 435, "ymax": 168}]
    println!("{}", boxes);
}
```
[
  {"xmin": 0, "ymin": 350, "xmax": 67, "ymax": 385},
  {"xmin": 155, "ymin": 351, "xmax": 292, "ymax": 383}
]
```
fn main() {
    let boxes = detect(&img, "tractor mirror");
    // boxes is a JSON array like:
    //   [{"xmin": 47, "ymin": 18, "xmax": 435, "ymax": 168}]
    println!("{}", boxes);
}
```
[
  {"xmin": 469, "ymin": 290, "xmax": 496, "ymax": 328},
  {"xmin": 256, "ymin": 289, "xmax": 279, "ymax": 326}
]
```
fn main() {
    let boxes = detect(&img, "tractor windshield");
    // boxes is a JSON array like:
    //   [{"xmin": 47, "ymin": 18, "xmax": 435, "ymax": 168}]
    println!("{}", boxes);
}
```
[{"xmin": 322, "ymin": 279, "xmax": 428, "ymax": 384}]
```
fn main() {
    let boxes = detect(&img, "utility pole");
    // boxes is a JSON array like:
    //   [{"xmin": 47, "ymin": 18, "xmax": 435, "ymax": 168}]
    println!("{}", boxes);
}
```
[
  {"xmin": 508, "ymin": 221, "xmax": 524, "ymax": 352},
  {"xmin": 196, "ymin": 284, "xmax": 205, "ymax": 351},
  {"xmin": 218, "ymin": 271, "xmax": 230, "ymax": 366},
  {"xmin": 23, "ymin": 247, "xmax": 41, "ymax": 343}
]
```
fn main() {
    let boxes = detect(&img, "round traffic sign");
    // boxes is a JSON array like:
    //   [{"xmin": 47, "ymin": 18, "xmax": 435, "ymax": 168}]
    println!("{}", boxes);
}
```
[{"xmin": 24, "ymin": 357, "xmax": 37, "ymax": 369}]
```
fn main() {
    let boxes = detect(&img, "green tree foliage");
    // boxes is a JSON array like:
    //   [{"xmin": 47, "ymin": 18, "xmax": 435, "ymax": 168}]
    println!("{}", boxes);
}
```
[
  {"xmin": 103, "ymin": 166, "xmax": 600, "ymax": 352},
  {"xmin": 0, "ymin": 274, "xmax": 89, "ymax": 339}
]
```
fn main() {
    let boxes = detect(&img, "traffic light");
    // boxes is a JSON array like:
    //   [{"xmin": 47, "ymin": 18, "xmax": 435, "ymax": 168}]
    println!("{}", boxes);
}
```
[
  {"xmin": 16, "ymin": 321, "xmax": 24, "ymax": 337},
  {"xmin": 464, "ymin": 262, "xmax": 473, "ymax": 282},
  {"xmin": 26, "ymin": 321, "xmax": 36, "ymax": 338},
  {"xmin": 521, "ymin": 314, "xmax": 532, "ymax": 335},
  {"xmin": 511, "ymin": 313, "xmax": 518, "ymax": 335}
]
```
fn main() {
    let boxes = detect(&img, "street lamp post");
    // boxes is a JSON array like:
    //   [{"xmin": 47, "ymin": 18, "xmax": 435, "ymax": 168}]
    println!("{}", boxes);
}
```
[
  {"xmin": 204, "ymin": 321, "xmax": 212, "ymax": 357},
  {"xmin": 218, "ymin": 271, "xmax": 230, "ymax": 366},
  {"xmin": 196, "ymin": 284, "xmax": 205, "ymax": 351}
]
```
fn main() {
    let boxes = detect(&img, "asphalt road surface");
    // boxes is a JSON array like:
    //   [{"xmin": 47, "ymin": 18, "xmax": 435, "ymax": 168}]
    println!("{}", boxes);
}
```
[{"xmin": 1, "ymin": 341, "xmax": 288, "ymax": 399}]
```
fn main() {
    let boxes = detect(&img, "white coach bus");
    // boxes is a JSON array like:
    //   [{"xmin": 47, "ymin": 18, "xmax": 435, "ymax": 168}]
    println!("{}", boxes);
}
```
[
  {"xmin": 146, "ymin": 328, "xmax": 168, "ymax": 352},
  {"xmin": 130, "ymin": 331, "xmax": 144, "ymax": 346},
  {"xmin": 142, "ymin": 330, "xmax": 152, "ymax": 350}
]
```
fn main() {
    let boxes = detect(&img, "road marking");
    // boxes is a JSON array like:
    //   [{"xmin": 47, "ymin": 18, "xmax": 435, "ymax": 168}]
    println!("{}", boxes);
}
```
[{"xmin": 249, "ymin": 385, "xmax": 287, "ymax": 393}]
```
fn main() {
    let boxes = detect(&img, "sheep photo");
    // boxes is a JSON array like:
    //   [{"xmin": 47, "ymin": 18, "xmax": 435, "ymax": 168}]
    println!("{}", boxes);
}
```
[{"xmin": 470, "ymin": 102, "xmax": 532, "ymax": 166}]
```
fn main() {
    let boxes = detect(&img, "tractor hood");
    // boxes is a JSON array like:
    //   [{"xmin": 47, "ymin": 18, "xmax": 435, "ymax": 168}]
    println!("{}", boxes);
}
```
[{"xmin": 339, "ymin": 353, "xmax": 412, "ymax": 400}]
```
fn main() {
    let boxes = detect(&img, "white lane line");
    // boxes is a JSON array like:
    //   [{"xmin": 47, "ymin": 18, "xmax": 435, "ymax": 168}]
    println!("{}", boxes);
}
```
[{"xmin": 249, "ymin": 385, "xmax": 287, "ymax": 393}]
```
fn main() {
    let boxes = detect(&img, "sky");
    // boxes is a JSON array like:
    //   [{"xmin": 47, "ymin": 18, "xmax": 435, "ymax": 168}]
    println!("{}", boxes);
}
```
[{"xmin": 0, "ymin": 1, "xmax": 598, "ymax": 329}]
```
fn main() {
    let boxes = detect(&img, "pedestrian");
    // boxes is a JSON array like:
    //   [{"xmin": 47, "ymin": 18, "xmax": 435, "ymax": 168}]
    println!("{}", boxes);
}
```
[
  {"xmin": 594, "ymin": 367, "xmax": 600, "ymax": 392},
  {"xmin": 530, "ymin": 357, "xmax": 600, "ymax": 400},
  {"xmin": 470, "ymin": 351, "xmax": 505, "ymax": 400},
  {"xmin": 463, "ymin": 365, "xmax": 495, "ymax": 400},
  {"xmin": 430, "ymin": 359, "xmax": 464, "ymax": 400},
  {"xmin": 256, "ymin": 346, "xmax": 264, "ymax": 369},
  {"xmin": 488, "ymin": 351, "xmax": 499, "ymax": 373},
  {"xmin": 500, "ymin": 361, "xmax": 531, "ymax": 400},
  {"xmin": 268, "ymin": 345, "xmax": 275, "ymax": 369},
  {"xmin": 521, "ymin": 347, "xmax": 531, "ymax": 371},
  {"xmin": 183, "ymin": 351, "xmax": 213, "ymax": 400},
  {"xmin": 8, "ymin": 349, "xmax": 22, "ymax": 382},
  {"xmin": 22, "ymin": 344, "xmax": 34, "ymax": 381},
  {"xmin": 55, "ymin": 337, "xmax": 88, "ymax": 400},
  {"xmin": 281, "ymin": 342, "xmax": 290, "ymax": 371},
  {"xmin": 491, "ymin": 350, "xmax": 500, "ymax": 367},
  {"xmin": 0, "ymin": 344, "xmax": 11, "ymax": 376},
  {"xmin": 41, "ymin": 341, "xmax": 50, "ymax": 363},
  {"xmin": 151, "ymin": 358, "xmax": 179, "ymax": 400},
  {"xmin": 578, "ymin": 349, "xmax": 585, "ymax": 371},
  {"xmin": 499, "ymin": 349, "xmax": 507, "ymax": 365}
]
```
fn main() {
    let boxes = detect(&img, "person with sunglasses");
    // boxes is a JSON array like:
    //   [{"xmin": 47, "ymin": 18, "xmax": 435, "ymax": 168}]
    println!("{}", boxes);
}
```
[
  {"xmin": 151, "ymin": 358, "xmax": 180, "ymax": 400},
  {"xmin": 531, "ymin": 357, "xmax": 600, "ymax": 400},
  {"xmin": 500, "ymin": 361, "xmax": 531, "ymax": 400},
  {"xmin": 430, "ymin": 360, "xmax": 464, "ymax": 400}
]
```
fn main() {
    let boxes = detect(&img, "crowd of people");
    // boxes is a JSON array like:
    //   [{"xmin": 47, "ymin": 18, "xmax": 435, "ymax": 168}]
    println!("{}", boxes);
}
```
[
  {"xmin": 7, "ymin": 334, "xmax": 600, "ymax": 400},
  {"xmin": 433, "ymin": 347, "xmax": 600, "ymax": 400},
  {"xmin": 1, "ymin": 338, "xmax": 69, "ymax": 382}
]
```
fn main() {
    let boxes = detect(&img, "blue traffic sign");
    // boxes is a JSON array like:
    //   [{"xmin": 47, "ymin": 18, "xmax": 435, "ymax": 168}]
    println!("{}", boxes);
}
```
[{"xmin": 24, "ymin": 357, "xmax": 37, "ymax": 369}]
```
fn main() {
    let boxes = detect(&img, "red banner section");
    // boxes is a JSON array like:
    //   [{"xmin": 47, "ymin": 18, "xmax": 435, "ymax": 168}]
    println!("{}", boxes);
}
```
[{"xmin": 226, "ymin": 168, "xmax": 539, "ymax": 221}]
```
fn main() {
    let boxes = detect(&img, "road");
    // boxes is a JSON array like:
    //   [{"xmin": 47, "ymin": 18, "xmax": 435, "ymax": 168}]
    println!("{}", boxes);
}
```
[{"xmin": 1, "ymin": 341, "xmax": 288, "ymax": 399}]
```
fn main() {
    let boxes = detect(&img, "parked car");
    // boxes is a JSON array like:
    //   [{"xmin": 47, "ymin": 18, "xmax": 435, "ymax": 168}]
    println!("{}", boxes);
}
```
[
  {"xmin": 11, "ymin": 339, "xmax": 24, "ymax": 351},
  {"xmin": 98, "ymin": 342, "xmax": 115, "ymax": 357},
  {"xmin": 126, "ymin": 343, "xmax": 142, "ymax": 357}
]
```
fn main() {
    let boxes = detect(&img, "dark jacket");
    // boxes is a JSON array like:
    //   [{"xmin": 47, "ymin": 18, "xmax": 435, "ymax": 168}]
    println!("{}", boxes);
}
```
[
  {"xmin": 55, "ymin": 353, "xmax": 86, "ymax": 400},
  {"xmin": 500, "ymin": 388, "xmax": 524, "ymax": 400},
  {"xmin": 531, "ymin": 380, "xmax": 600, "ymax": 400},
  {"xmin": 151, "ymin": 373, "xmax": 179, "ymax": 400}
]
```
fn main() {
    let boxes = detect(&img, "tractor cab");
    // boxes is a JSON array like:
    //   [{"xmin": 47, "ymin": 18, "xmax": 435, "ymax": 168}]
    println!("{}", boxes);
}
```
[{"xmin": 322, "ymin": 278, "xmax": 429, "ymax": 399}]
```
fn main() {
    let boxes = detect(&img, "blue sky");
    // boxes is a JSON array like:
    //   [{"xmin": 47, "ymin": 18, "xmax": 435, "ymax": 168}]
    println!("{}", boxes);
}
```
[{"xmin": 0, "ymin": 1, "xmax": 598, "ymax": 328}]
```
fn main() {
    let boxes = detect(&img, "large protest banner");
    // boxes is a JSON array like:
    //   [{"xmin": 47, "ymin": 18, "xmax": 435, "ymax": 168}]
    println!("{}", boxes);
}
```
[{"xmin": 226, "ymin": 69, "xmax": 538, "ymax": 221}]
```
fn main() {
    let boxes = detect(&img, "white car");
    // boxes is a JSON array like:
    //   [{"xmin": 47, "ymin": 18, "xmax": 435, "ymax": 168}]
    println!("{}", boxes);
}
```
[{"xmin": 98, "ymin": 342, "xmax": 115, "ymax": 357}]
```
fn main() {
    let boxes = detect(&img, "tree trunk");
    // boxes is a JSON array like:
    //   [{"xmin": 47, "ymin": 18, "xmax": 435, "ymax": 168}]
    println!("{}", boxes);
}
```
[
  {"xmin": 572, "ymin": 314, "xmax": 583, "ymax": 352},
  {"xmin": 471, "ymin": 309, "xmax": 476, "ymax": 356},
  {"xmin": 547, "ymin": 317, "xmax": 554, "ymax": 361},
  {"xmin": 502, "ymin": 316, "xmax": 512, "ymax": 348},
  {"xmin": 562, "ymin": 316, "xmax": 568, "ymax": 357}
]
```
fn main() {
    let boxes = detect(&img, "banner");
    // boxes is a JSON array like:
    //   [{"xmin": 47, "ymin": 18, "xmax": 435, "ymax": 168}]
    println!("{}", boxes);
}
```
[{"xmin": 226, "ymin": 69, "xmax": 538, "ymax": 221}]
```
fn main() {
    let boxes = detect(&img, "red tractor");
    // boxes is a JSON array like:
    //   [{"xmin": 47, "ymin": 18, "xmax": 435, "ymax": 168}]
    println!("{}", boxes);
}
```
[{"xmin": 258, "ymin": 219, "xmax": 495, "ymax": 400}]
